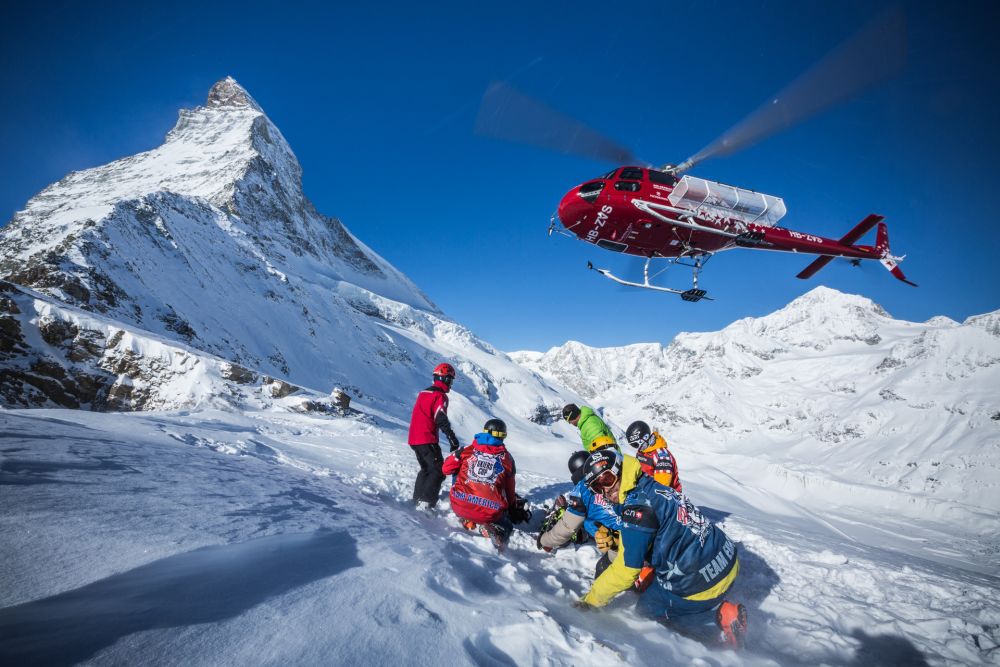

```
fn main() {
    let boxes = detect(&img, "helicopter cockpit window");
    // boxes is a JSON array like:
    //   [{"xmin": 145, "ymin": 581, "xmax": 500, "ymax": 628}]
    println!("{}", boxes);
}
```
[
  {"xmin": 578, "ymin": 180, "xmax": 605, "ymax": 203},
  {"xmin": 619, "ymin": 167, "xmax": 643, "ymax": 181},
  {"xmin": 648, "ymin": 170, "xmax": 679, "ymax": 186},
  {"xmin": 602, "ymin": 169, "xmax": 618, "ymax": 179}
]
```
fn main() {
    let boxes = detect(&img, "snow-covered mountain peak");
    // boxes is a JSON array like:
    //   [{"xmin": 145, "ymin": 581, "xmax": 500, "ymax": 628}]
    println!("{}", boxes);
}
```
[
  {"xmin": 777, "ymin": 285, "xmax": 889, "ymax": 317},
  {"xmin": 717, "ymin": 286, "xmax": 889, "ymax": 351},
  {"xmin": 965, "ymin": 309, "xmax": 1000, "ymax": 337},
  {"xmin": 0, "ymin": 79, "xmax": 580, "ymax": 436},
  {"xmin": 206, "ymin": 76, "xmax": 263, "ymax": 111}
]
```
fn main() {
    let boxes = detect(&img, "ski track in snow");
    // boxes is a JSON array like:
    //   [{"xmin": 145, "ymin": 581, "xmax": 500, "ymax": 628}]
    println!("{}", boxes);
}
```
[{"xmin": 1, "ymin": 408, "xmax": 997, "ymax": 667}]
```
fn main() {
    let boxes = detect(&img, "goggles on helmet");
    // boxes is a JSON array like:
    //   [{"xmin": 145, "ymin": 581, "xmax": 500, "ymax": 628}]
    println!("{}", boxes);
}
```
[{"xmin": 586, "ymin": 469, "xmax": 618, "ymax": 494}]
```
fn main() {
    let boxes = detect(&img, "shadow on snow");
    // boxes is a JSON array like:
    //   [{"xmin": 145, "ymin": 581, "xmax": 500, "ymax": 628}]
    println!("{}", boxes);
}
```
[{"xmin": 0, "ymin": 529, "xmax": 361, "ymax": 666}]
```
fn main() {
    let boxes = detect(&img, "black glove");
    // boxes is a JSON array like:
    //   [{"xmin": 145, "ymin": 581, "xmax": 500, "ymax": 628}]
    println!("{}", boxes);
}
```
[{"xmin": 510, "ymin": 496, "xmax": 531, "ymax": 524}]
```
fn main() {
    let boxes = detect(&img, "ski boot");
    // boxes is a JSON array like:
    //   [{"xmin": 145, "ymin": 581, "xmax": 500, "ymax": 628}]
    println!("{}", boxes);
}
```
[
  {"xmin": 461, "ymin": 519, "xmax": 478, "ymax": 531},
  {"xmin": 479, "ymin": 523, "xmax": 508, "ymax": 552},
  {"xmin": 716, "ymin": 600, "xmax": 748, "ymax": 649}
]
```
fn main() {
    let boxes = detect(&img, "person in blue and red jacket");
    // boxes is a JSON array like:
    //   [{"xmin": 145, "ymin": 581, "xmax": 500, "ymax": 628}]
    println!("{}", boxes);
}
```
[
  {"xmin": 407, "ymin": 362, "xmax": 461, "ymax": 508},
  {"xmin": 574, "ymin": 449, "xmax": 749, "ymax": 649},
  {"xmin": 442, "ymin": 418, "xmax": 530, "ymax": 551}
]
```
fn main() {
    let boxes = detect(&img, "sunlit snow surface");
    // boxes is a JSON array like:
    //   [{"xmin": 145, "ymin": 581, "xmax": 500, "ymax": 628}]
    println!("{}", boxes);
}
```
[{"xmin": 2, "ymin": 407, "xmax": 997, "ymax": 666}]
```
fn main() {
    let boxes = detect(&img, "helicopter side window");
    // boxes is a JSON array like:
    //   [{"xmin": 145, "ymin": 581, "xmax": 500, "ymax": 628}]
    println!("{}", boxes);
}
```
[
  {"xmin": 597, "ymin": 239, "xmax": 627, "ymax": 252},
  {"xmin": 614, "ymin": 181, "xmax": 641, "ymax": 192},
  {"xmin": 602, "ymin": 169, "xmax": 618, "ymax": 179},
  {"xmin": 648, "ymin": 170, "xmax": 678, "ymax": 187},
  {"xmin": 619, "ymin": 167, "xmax": 644, "ymax": 180}
]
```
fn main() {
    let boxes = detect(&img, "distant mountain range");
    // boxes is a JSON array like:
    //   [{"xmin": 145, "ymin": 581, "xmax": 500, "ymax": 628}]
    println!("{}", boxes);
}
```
[{"xmin": 513, "ymin": 286, "xmax": 1000, "ymax": 518}]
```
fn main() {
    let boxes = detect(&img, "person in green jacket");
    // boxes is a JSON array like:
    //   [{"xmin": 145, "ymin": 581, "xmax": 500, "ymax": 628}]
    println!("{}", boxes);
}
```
[{"xmin": 562, "ymin": 403, "xmax": 617, "ymax": 452}]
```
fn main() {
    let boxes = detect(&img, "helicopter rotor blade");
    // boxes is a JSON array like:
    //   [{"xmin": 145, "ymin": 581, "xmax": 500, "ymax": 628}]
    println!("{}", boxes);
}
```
[
  {"xmin": 475, "ymin": 81, "xmax": 641, "ymax": 165},
  {"xmin": 675, "ymin": 7, "xmax": 907, "ymax": 173}
]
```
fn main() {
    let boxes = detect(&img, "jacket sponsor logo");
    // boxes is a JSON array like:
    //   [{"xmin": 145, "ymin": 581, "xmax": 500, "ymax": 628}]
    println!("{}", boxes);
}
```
[
  {"xmin": 622, "ymin": 504, "xmax": 657, "ymax": 529},
  {"xmin": 452, "ymin": 489, "xmax": 501, "ymax": 510},
  {"xmin": 468, "ymin": 452, "xmax": 503, "ymax": 483},
  {"xmin": 698, "ymin": 538, "xmax": 736, "ymax": 582}
]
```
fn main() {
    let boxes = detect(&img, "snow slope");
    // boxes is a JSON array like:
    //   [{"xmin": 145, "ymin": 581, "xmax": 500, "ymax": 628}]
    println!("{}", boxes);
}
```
[{"xmin": 2, "ymin": 407, "xmax": 997, "ymax": 666}]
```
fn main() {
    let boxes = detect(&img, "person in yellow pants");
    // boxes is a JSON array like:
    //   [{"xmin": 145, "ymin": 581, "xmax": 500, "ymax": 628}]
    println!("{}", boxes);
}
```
[{"xmin": 574, "ymin": 449, "xmax": 749, "ymax": 649}]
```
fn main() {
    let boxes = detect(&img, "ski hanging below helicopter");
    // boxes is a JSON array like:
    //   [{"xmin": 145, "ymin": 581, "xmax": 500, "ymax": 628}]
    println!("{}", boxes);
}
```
[{"xmin": 475, "ymin": 8, "xmax": 915, "ymax": 302}]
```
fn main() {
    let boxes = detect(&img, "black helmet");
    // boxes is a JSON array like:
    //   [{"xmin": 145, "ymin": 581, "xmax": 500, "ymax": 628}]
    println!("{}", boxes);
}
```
[
  {"xmin": 483, "ymin": 418, "xmax": 507, "ymax": 440},
  {"xmin": 625, "ymin": 420, "xmax": 654, "ymax": 449},
  {"xmin": 567, "ymin": 450, "xmax": 589, "ymax": 484},
  {"xmin": 581, "ymin": 448, "xmax": 622, "ymax": 493},
  {"xmin": 562, "ymin": 403, "xmax": 581, "ymax": 421}
]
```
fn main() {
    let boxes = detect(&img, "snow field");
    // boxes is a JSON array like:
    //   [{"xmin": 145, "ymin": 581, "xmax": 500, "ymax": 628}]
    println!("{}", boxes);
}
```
[{"xmin": 2, "ymin": 407, "xmax": 997, "ymax": 665}]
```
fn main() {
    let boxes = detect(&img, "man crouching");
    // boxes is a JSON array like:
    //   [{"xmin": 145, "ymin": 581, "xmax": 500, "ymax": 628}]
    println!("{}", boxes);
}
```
[{"xmin": 442, "ymin": 418, "xmax": 529, "ymax": 552}]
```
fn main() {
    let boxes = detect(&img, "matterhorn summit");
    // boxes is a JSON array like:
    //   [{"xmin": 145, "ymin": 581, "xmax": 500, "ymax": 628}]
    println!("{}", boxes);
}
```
[{"xmin": 0, "ymin": 78, "xmax": 569, "ymax": 424}]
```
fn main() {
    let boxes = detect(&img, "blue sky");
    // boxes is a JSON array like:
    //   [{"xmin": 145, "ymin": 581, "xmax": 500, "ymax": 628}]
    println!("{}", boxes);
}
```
[{"xmin": 2, "ymin": 0, "xmax": 998, "ymax": 351}]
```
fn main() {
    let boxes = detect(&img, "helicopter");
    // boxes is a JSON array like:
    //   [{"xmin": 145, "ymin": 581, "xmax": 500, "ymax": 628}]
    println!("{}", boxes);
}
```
[{"xmin": 476, "ymin": 9, "xmax": 915, "ymax": 302}]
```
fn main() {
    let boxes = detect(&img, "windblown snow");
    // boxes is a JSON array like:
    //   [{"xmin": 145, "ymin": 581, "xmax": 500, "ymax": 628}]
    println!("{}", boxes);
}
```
[{"xmin": 1, "ymin": 78, "xmax": 997, "ymax": 666}]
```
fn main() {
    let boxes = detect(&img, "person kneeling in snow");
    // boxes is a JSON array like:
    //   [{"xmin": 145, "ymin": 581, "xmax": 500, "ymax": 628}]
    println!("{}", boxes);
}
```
[
  {"xmin": 537, "ymin": 441, "xmax": 633, "ymax": 580},
  {"xmin": 442, "ymin": 418, "xmax": 530, "ymax": 551},
  {"xmin": 574, "ymin": 449, "xmax": 749, "ymax": 649}
]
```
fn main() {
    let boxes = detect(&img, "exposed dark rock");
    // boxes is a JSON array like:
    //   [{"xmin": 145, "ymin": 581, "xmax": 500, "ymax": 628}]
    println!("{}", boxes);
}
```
[
  {"xmin": 68, "ymin": 329, "xmax": 105, "ymax": 362},
  {"xmin": 263, "ymin": 377, "xmax": 299, "ymax": 398},
  {"xmin": 528, "ymin": 404, "xmax": 559, "ymax": 425},
  {"xmin": 39, "ymin": 318, "xmax": 78, "ymax": 346},
  {"xmin": 160, "ymin": 308, "xmax": 198, "ymax": 341},
  {"xmin": 330, "ymin": 389, "xmax": 351, "ymax": 410},
  {"xmin": 222, "ymin": 363, "xmax": 257, "ymax": 384}
]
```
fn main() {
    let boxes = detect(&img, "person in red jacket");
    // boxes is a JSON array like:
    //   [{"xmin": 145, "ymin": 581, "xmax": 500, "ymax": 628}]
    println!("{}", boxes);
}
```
[
  {"xmin": 408, "ymin": 362, "xmax": 461, "ymax": 508},
  {"xmin": 442, "ymin": 418, "xmax": 529, "ymax": 551}
]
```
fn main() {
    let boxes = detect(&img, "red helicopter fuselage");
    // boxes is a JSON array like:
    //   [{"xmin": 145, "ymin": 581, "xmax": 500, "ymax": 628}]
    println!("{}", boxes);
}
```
[{"xmin": 555, "ymin": 166, "xmax": 915, "ymax": 286}]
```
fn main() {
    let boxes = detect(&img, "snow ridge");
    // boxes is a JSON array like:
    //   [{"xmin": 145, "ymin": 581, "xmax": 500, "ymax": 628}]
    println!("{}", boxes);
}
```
[{"xmin": 512, "ymin": 287, "xmax": 1000, "ymax": 530}]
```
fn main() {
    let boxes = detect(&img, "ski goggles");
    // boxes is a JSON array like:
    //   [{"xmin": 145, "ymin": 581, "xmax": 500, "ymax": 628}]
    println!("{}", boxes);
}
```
[
  {"xmin": 586, "ymin": 470, "xmax": 618, "ymax": 494},
  {"xmin": 486, "ymin": 428, "xmax": 506, "ymax": 439}
]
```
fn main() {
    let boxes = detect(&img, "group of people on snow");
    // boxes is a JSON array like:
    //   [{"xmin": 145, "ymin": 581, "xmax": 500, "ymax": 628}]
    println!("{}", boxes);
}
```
[{"xmin": 406, "ymin": 362, "xmax": 749, "ymax": 650}]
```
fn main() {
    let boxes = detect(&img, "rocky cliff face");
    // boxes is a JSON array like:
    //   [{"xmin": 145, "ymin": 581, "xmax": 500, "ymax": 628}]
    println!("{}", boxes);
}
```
[{"xmin": 0, "ymin": 78, "xmax": 573, "ymax": 434}]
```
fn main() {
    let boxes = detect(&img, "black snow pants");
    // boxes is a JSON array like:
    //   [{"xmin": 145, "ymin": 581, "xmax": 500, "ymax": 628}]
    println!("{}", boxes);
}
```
[{"xmin": 411, "ymin": 442, "xmax": 445, "ymax": 506}]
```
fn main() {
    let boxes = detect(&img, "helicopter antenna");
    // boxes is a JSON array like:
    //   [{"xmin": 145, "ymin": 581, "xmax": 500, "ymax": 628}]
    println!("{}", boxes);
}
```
[
  {"xmin": 475, "ymin": 81, "xmax": 643, "ymax": 165},
  {"xmin": 673, "ymin": 6, "xmax": 906, "ymax": 174}
]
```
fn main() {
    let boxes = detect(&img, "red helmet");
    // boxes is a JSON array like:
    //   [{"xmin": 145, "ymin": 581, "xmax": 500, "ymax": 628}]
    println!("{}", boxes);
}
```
[{"xmin": 433, "ymin": 363, "xmax": 456, "ymax": 379}]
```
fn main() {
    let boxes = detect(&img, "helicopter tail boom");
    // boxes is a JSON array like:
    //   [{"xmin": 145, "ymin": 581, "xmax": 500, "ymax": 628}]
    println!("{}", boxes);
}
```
[
  {"xmin": 796, "ymin": 214, "xmax": 883, "ymax": 279},
  {"xmin": 795, "ymin": 215, "xmax": 916, "ymax": 286}
]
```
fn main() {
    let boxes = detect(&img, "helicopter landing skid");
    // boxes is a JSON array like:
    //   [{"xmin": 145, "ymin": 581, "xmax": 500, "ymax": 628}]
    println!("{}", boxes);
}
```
[{"xmin": 587, "ymin": 257, "xmax": 713, "ymax": 302}]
